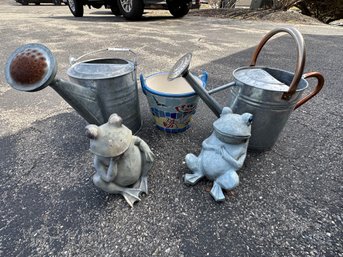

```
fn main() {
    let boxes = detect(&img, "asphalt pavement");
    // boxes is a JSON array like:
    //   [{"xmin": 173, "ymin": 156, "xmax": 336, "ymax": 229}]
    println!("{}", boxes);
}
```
[{"xmin": 0, "ymin": 1, "xmax": 342, "ymax": 256}]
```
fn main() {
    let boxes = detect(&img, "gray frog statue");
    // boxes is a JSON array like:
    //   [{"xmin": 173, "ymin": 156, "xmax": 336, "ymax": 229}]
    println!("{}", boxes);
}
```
[
  {"xmin": 184, "ymin": 107, "xmax": 253, "ymax": 201},
  {"xmin": 85, "ymin": 113, "xmax": 154, "ymax": 207}
]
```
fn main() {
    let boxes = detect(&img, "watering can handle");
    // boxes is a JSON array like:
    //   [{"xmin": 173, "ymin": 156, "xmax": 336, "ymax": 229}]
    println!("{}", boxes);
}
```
[
  {"xmin": 294, "ymin": 72, "xmax": 324, "ymax": 110},
  {"xmin": 70, "ymin": 48, "xmax": 137, "ymax": 65},
  {"xmin": 250, "ymin": 27, "xmax": 306, "ymax": 101}
]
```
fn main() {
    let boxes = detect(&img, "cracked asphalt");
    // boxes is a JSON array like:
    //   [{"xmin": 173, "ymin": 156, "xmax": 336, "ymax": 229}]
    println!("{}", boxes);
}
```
[{"xmin": 0, "ymin": 1, "xmax": 342, "ymax": 256}]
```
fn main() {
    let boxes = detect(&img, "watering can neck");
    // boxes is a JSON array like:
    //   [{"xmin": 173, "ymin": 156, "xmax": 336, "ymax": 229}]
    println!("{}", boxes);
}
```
[
  {"xmin": 168, "ymin": 53, "xmax": 223, "ymax": 118},
  {"xmin": 50, "ymin": 78, "xmax": 103, "ymax": 125},
  {"xmin": 183, "ymin": 72, "xmax": 222, "ymax": 118}
]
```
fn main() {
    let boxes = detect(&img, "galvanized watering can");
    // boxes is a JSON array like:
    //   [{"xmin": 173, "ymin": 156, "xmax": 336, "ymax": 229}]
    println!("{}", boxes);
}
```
[
  {"xmin": 168, "ymin": 27, "xmax": 324, "ymax": 151},
  {"xmin": 5, "ymin": 44, "xmax": 142, "ymax": 133}
]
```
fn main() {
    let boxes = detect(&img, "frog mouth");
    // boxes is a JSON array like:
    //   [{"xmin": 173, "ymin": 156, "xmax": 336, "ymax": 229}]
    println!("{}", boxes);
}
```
[{"xmin": 214, "ymin": 129, "xmax": 250, "ymax": 144}]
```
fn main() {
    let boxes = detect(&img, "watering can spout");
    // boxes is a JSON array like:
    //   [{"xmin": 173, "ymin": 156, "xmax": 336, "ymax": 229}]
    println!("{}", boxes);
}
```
[
  {"xmin": 5, "ymin": 43, "xmax": 105, "ymax": 125},
  {"xmin": 50, "ymin": 79, "xmax": 104, "ymax": 125}
]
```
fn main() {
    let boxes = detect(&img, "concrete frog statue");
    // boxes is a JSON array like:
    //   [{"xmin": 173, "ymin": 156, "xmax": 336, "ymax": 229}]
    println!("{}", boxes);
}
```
[
  {"xmin": 85, "ymin": 113, "xmax": 154, "ymax": 207},
  {"xmin": 184, "ymin": 107, "xmax": 253, "ymax": 201}
]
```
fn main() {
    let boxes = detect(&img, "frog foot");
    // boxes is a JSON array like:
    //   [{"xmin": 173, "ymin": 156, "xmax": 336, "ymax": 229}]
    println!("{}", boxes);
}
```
[
  {"xmin": 133, "ymin": 176, "xmax": 148, "ymax": 195},
  {"xmin": 122, "ymin": 188, "xmax": 142, "ymax": 208},
  {"xmin": 210, "ymin": 181, "xmax": 225, "ymax": 202},
  {"xmin": 139, "ymin": 176, "xmax": 148, "ymax": 194},
  {"xmin": 184, "ymin": 173, "xmax": 204, "ymax": 185},
  {"xmin": 217, "ymin": 170, "xmax": 239, "ymax": 190}
]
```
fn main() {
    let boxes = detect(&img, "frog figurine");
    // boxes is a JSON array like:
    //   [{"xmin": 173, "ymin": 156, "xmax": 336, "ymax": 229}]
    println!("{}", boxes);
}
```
[
  {"xmin": 184, "ymin": 107, "xmax": 253, "ymax": 201},
  {"xmin": 85, "ymin": 113, "xmax": 154, "ymax": 207}
]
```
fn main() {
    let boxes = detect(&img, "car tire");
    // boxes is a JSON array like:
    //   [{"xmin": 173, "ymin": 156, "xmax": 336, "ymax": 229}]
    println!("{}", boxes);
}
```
[
  {"xmin": 117, "ymin": 0, "xmax": 144, "ymax": 20},
  {"xmin": 67, "ymin": 0, "xmax": 84, "ymax": 17},
  {"xmin": 167, "ymin": 0, "xmax": 191, "ymax": 18},
  {"xmin": 54, "ymin": 0, "xmax": 62, "ymax": 5},
  {"xmin": 21, "ymin": 0, "xmax": 29, "ymax": 5},
  {"xmin": 110, "ymin": 2, "xmax": 121, "ymax": 16}
]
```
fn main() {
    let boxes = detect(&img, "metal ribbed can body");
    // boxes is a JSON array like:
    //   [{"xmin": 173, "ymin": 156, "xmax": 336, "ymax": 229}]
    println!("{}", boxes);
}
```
[
  {"xmin": 230, "ymin": 67, "xmax": 308, "ymax": 151},
  {"xmin": 68, "ymin": 58, "xmax": 141, "ymax": 133}
]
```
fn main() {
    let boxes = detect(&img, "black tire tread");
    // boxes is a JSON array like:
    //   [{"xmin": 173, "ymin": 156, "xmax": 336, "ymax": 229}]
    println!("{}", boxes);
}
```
[
  {"xmin": 110, "ymin": 1, "xmax": 121, "ymax": 16},
  {"xmin": 67, "ymin": 0, "xmax": 84, "ymax": 17},
  {"xmin": 117, "ymin": 0, "xmax": 144, "ymax": 20},
  {"xmin": 167, "ymin": 0, "xmax": 190, "ymax": 18}
]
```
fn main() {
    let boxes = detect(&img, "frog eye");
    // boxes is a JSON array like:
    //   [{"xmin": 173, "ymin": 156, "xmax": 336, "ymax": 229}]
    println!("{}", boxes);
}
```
[
  {"xmin": 248, "ymin": 116, "xmax": 253, "ymax": 123},
  {"xmin": 85, "ymin": 125, "xmax": 99, "ymax": 139},
  {"xmin": 221, "ymin": 107, "xmax": 233, "ymax": 116},
  {"xmin": 108, "ymin": 113, "xmax": 123, "ymax": 127},
  {"xmin": 242, "ymin": 113, "xmax": 253, "ymax": 125}
]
